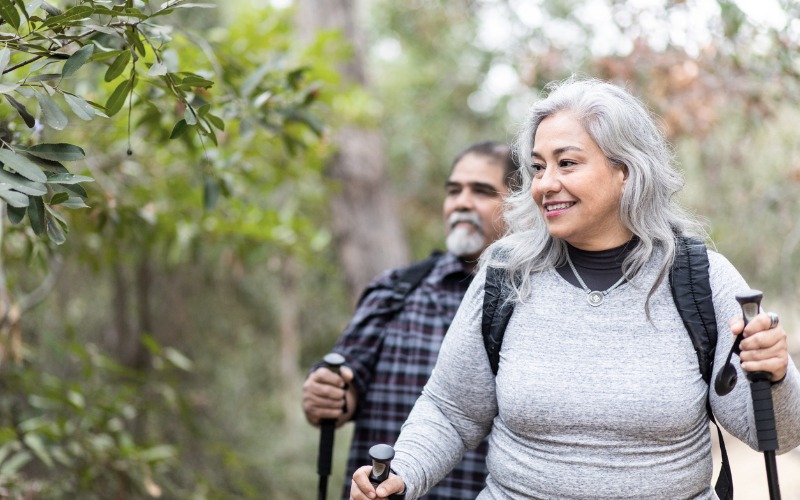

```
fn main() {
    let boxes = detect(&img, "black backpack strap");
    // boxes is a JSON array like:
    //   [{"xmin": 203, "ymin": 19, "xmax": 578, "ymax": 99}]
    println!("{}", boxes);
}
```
[
  {"xmin": 670, "ymin": 236, "xmax": 732, "ymax": 500},
  {"xmin": 355, "ymin": 250, "xmax": 443, "ymax": 311},
  {"xmin": 481, "ymin": 260, "xmax": 517, "ymax": 376},
  {"xmin": 393, "ymin": 250, "xmax": 443, "ymax": 301},
  {"xmin": 670, "ymin": 236, "xmax": 717, "ymax": 383}
]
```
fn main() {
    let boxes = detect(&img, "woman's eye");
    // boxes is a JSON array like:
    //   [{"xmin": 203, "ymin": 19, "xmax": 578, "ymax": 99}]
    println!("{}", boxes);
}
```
[
  {"xmin": 559, "ymin": 160, "xmax": 576, "ymax": 167},
  {"xmin": 529, "ymin": 163, "xmax": 545, "ymax": 176}
]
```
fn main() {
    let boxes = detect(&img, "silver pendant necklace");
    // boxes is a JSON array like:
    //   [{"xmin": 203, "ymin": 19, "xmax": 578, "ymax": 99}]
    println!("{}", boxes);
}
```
[{"xmin": 565, "ymin": 252, "xmax": 627, "ymax": 307}]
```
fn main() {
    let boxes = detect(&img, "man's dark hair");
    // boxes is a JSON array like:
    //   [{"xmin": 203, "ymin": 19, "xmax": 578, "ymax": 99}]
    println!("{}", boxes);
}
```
[{"xmin": 450, "ymin": 140, "xmax": 521, "ymax": 190}]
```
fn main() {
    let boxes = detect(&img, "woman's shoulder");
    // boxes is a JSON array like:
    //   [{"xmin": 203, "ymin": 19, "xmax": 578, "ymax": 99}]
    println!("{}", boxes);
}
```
[{"xmin": 705, "ymin": 247, "xmax": 748, "ymax": 289}]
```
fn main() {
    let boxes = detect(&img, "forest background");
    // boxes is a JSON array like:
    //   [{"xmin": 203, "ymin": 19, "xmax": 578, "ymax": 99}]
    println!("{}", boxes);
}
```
[{"xmin": 0, "ymin": 0, "xmax": 798, "ymax": 498}]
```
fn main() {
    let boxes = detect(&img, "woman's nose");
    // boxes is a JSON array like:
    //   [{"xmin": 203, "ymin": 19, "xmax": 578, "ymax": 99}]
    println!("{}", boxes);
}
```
[{"xmin": 535, "ymin": 166, "xmax": 561, "ymax": 194}]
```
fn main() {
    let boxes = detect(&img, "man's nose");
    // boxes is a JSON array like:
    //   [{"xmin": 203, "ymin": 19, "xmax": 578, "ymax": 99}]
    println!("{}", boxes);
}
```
[{"xmin": 454, "ymin": 189, "xmax": 475, "ymax": 209}]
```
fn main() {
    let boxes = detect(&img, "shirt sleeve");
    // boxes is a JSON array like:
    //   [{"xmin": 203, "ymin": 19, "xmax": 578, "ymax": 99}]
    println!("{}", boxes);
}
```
[
  {"xmin": 707, "ymin": 251, "xmax": 800, "ymax": 454},
  {"xmin": 391, "ymin": 265, "xmax": 497, "ymax": 498},
  {"xmin": 324, "ymin": 268, "xmax": 403, "ymax": 406}
]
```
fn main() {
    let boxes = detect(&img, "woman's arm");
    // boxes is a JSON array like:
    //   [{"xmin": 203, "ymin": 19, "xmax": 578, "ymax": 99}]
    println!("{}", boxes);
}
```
[
  {"xmin": 389, "ymin": 265, "xmax": 498, "ymax": 498},
  {"xmin": 708, "ymin": 251, "xmax": 800, "ymax": 453}
]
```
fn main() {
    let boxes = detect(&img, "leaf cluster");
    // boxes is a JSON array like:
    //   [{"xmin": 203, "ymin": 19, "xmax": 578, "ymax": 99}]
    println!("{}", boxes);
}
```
[{"xmin": 0, "ymin": 336, "xmax": 193, "ymax": 498}]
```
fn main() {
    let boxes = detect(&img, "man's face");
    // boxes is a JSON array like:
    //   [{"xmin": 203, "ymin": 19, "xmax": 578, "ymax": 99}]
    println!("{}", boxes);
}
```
[{"xmin": 443, "ymin": 153, "xmax": 509, "ymax": 261}]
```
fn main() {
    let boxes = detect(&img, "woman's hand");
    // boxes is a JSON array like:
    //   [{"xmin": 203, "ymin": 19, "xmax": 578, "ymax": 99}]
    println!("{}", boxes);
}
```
[
  {"xmin": 730, "ymin": 311, "xmax": 788, "ymax": 383},
  {"xmin": 350, "ymin": 465, "xmax": 406, "ymax": 500}
]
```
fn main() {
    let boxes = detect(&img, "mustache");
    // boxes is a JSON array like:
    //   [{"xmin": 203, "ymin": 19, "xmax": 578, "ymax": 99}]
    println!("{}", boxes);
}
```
[{"xmin": 448, "ymin": 212, "xmax": 483, "ymax": 232}]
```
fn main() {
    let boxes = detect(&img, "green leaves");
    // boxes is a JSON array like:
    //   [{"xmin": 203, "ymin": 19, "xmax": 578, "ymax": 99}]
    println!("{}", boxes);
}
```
[
  {"xmin": 35, "ymin": 92, "xmax": 69, "ymax": 130},
  {"xmin": 0, "ymin": 143, "xmax": 91, "ymax": 239},
  {"xmin": 105, "ymin": 51, "xmax": 131, "ymax": 82},
  {"xmin": 0, "ymin": 0, "xmax": 21, "ymax": 31},
  {"xmin": 0, "ymin": 169, "xmax": 46, "ymax": 196},
  {"xmin": 39, "ymin": 5, "xmax": 93, "ymax": 28},
  {"xmin": 0, "ymin": 149, "xmax": 47, "ymax": 182},
  {"xmin": 62, "ymin": 92, "xmax": 99, "ymax": 121},
  {"xmin": 62, "ymin": 44, "xmax": 95, "ymax": 78},
  {"xmin": 106, "ymin": 78, "xmax": 132, "ymax": 116},
  {"xmin": 22, "ymin": 143, "xmax": 86, "ymax": 162},
  {"xmin": 4, "ymin": 95, "xmax": 36, "ymax": 128}
]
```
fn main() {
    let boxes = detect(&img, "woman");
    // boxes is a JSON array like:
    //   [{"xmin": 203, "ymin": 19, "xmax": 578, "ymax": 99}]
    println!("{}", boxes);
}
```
[{"xmin": 350, "ymin": 78, "xmax": 800, "ymax": 499}]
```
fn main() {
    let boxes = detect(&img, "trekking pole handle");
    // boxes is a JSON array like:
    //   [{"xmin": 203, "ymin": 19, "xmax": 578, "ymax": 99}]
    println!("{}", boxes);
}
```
[
  {"xmin": 369, "ymin": 444, "xmax": 406, "ymax": 500},
  {"xmin": 323, "ymin": 352, "xmax": 346, "ymax": 374},
  {"xmin": 322, "ymin": 352, "xmax": 347, "ymax": 413},
  {"xmin": 735, "ymin": 291, "xmax": 779, "ymax": 452},
  {"xmin": 317, "ymin": 353, "xmax": 347, "ymax": 500},
  {"xmin": 735, "ymin": 290, "xmax": 782, "ymax": 499}
]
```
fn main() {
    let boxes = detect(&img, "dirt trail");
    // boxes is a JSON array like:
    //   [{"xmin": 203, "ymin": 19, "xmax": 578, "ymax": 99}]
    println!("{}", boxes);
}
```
[
  {"xmin": 710, "ymin": 343, "xmax": 800, "ymax": 500},
  {"xmin": 712, "ymin": 428, "xmax": 800, "ymax": 500}
]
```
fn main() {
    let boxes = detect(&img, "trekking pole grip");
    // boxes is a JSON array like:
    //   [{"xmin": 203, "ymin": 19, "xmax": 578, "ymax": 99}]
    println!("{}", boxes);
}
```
[
  {"xmin": 750, "ymin": 370, "xmax": 783, "ymax": 500},
  {"xmin": 369, "ymin": 444, "xmax": 406, "ymax": 500},
  {"xmin": 317, "ymin": 353, "xmax": 346, "ymax": 500},
  {"xmin": 735, "ymin": 290, "xmax": 782, "ymax": 500},
  {"xmin": 747, "ymin": 373, "xmax": 779, "ymax": 452}
]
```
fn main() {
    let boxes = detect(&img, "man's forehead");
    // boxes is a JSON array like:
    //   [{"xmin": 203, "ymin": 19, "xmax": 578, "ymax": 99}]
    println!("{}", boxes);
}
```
[{"xmin": 449, "ymin": 154, "xmax": 505, "ymax": 183}]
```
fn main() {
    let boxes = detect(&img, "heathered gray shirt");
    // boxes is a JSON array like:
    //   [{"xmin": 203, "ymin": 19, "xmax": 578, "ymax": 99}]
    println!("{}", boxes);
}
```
[{"xmin": 392, "ymin": 250, "xmax": 800, "ymax": 499}]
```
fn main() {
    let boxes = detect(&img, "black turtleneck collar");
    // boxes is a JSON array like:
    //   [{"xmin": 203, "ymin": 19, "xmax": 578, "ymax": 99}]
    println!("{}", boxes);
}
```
[{"xmin": 556, "ymin": 237, "xmax": 639, "ymax": 291}]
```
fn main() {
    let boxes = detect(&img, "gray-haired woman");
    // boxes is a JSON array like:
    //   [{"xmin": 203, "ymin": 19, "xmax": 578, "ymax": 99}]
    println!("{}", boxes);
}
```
[{"xmin": 349, "ymin": 77, "xmax": 800, "ymax": 500}]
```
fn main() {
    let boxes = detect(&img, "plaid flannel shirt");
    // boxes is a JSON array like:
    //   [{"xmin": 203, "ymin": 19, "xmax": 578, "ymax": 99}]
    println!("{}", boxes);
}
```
[{"xmin": 332, "ymin": 251, "xmax": 488, "ymax": 499}]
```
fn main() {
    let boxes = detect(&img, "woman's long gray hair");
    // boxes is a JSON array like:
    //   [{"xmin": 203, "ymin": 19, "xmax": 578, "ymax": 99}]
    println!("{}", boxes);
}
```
[{"xmin": 482, "ymin": 76, "xmax": 708, "ymax": 309}]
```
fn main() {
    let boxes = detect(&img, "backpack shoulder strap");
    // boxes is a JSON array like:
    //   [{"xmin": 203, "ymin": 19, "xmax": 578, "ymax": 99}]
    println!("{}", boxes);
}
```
[
  {"xmin": 669, "ymin": 236, "xmax": 733, "ymax": 500},
  {"xmin": 481, "ymin": 256, "xmax": 516, "ymax": 376},
  {"xmin": 393, "ymin": 250, "xmax": 443, "ymax": 300},
  {"xmin": 355, "ymin": 250, "xmax": 443, "ymax": 311},
  {"xmin": 670, "ymin": 236, "xmax": 717, "ymax": 383}
]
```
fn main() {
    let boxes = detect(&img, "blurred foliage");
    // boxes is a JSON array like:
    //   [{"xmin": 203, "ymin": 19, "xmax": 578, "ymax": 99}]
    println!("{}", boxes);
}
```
[{"xmin": 0, "ymin": 336, "xmax": 192, "ymax": 498}]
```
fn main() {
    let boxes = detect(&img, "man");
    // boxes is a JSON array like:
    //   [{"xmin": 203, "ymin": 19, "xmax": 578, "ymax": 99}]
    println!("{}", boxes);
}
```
[{"xmin": 303, "ymin": 141, "xmax": 518, "ymax": 499}]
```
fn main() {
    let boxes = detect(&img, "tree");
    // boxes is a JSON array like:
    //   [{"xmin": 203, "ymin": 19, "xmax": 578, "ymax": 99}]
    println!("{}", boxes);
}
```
[
  {"xmin": 0, "ymin": 0, "xmax": 327, "ymax": 495},
  {"xmin": 295, "ymin": 0, "xmax": 409, "ymax": 302}
]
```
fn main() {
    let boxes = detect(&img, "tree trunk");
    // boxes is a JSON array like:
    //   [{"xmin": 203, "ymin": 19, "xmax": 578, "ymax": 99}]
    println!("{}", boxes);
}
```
[
  {"xmin": 110, "ymin": 257, "xmax": 150, "ymax": 371},
  {"xmin": 295, "ymin": 0, "xmax": 410, "ymax": 303},
  {"xmin": 278, "ymin": 255, "xmax": 303, "ymax": 423}
]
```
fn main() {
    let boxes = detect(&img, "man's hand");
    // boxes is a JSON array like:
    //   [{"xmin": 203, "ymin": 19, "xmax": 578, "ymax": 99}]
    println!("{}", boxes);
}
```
[{"xmin": 303, "ymin": 364, "xmax": 357, "ymax": 427}]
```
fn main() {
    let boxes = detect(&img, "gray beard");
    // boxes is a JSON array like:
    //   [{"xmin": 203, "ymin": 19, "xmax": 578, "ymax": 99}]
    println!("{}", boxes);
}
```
[{"xmin": 446, "ymin": 225, "xmax": 485, "ymax": 257}]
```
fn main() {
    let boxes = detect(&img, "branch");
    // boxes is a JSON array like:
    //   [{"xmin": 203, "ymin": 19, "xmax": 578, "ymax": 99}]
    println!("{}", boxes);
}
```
[{"xmin": 18, "ymin": 254, "xmax": 63, "ymax": 313}]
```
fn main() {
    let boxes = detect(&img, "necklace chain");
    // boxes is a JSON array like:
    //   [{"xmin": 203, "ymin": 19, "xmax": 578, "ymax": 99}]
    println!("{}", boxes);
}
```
[{"xmin": 565, "ymin": 252, "xmax": 627, "ymax": 307}]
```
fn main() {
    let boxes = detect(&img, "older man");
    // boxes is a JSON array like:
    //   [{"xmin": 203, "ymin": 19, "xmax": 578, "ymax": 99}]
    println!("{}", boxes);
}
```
[{"xmin": 303, "ymin": 141, "xmax": 517, "ymax": 499}]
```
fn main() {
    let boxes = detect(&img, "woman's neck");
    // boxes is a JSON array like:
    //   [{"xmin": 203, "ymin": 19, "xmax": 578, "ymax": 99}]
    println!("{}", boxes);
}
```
[{"xmin": 556, "ymin": 237, "xmax": 638, "ymax": 291}]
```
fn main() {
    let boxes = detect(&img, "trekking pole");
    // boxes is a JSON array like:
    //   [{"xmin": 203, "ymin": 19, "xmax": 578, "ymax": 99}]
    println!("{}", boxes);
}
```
[
  {"xmin": 368, "ymin": 444, "xmax": 406, "ymax": 500},
  {"xmin": 716, "ymin": 290, "xmax": 781, "ymax": 499},
  {"xmin": 317, "ymin": 352, "xmax": 346, "ymax": 500}
]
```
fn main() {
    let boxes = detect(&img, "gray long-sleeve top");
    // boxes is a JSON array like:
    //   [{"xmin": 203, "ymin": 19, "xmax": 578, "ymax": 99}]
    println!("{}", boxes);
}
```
[{"xmin": 392, "ymin": 250, "xmax": 800, "ymax": 499}]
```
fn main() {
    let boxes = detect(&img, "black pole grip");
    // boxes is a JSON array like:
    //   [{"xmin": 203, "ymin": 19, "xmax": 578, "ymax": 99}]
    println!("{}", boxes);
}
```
[
  {"xmin": 317, "ymin": 353, "xmax": 347, "ymax": 500},
  {"xmin": 748, "ymin": 374, "xmax": 779, "ymax": 452},
  {"xmin": 318, "ymin": 421, "xmax": 336, "ymax": 475},
  {"xmin": 369, "ymin": 444, "xmax": 406, "ymax": 500}
]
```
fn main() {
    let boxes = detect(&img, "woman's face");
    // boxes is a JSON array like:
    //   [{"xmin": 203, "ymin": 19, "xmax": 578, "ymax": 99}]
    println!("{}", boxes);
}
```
[{"xmin": 530, "ymin": 111, "xmax": 632, "ymax": 251}]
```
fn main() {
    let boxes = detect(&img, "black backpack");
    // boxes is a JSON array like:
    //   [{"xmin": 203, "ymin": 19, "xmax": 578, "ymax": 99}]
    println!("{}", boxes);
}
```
[
  {"xmin": 355, "ymin": 250, "xmax": 444, "ymax": 313},
  {"xmin": 481, "ymin": 236, "xmax": 734, "ymax": 500}
]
